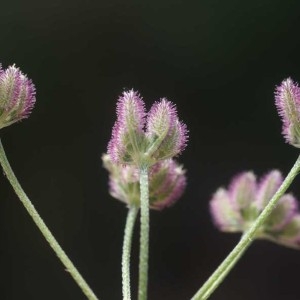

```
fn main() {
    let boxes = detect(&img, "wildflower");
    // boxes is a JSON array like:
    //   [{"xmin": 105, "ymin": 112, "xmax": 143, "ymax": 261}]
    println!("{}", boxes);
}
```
[
  {"xmin": 102, "ymin": 154, "xmax": 186, "ymax": 210},
  {"xmin": 0, "ymin": 64, "xmax": 36, "ymax": 129},
  {"xmin": 107, "ymin": 90, "xmax": 188, "ymax": 166},
  {"xmin": 210, "ymin": 170, "xmax": 300, "ymax": 249},
  {"xmin": 275, "ymin": 78, "xmax": 300, "ymax": 147}
]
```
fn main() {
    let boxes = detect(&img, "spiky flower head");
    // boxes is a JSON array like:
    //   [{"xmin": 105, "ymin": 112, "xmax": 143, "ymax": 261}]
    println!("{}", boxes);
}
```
[
  {"xmin": 275, "ymin": 78, "xmax": 300, "ymax": 147},
  {"xmin": 210, "ymin": 170, "xmax": 300, "ymax": 249},
  {"xmin": 108, "ymin": 90, "xmax": 146, "ymax": 164},
  {"xmin": 0, "ymin": 64, "xmax": 36, "ymax": 129},
  {"xmin": 102, "ymin": 154, "xmax": 186, "ymax": 210},
  {"xmin": 107, "ymin": 90, "xmax": 188, "ymax": 166},
  {"xmin": 146, "ymin": 99, "xmax": 188, "ymax": 161}
]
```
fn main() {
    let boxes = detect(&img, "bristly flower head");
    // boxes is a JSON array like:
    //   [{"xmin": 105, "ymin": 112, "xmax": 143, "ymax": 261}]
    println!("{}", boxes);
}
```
[
  {"xmin": 146, "ymin": 99, "xmax": 188, "ymax": 161},
  {"xmin": 0, "ymin": 64, "xmax": 36, "ymax": 129},
  {"xmin": 108, "ymin": 90, "xmax": 146, "ymax": 164},
  {"xmin": 102, "ymin": 154, "xmax": 186, "ymax": 210},
  {"xmin": 0, "ymin": 65, "xmax": 35, "ymax": 128},
  {"xmin": 210, "ymin": 170, "xmax": 300, "ymax": 249},
  {"xmin": 107, "ymin": 90, "xmax": 188, "ymax": 166},
  {"xmin": 275, "ymin": 78, "xmax": 300, "ymax": 147}
]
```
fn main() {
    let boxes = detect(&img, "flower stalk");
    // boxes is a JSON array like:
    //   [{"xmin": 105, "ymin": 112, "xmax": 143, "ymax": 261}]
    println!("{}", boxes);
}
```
[
  {"xmin": 198, "ymin": 236, "xmax": 249, "ymax": 300},
  {"xmin": 122, "ymin": 206, "xmax": 139, "ymax": 300},
  {"xmin": 138, "ymin": 166, "xmax": 150, "ymax": 300},
  {"xmin": 0, "ymin": 139, "xmax": 99, "ymax": 300}
]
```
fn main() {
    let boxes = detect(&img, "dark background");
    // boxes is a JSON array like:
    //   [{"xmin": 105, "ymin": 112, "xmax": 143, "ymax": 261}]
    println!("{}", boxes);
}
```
[{"xmin": 1, "ymin": 0, "xmax": 300, "ymax": 299}]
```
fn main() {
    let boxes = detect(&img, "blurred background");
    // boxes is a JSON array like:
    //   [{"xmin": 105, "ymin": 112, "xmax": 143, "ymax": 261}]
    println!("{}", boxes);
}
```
[{"xmin": 1, "ymin": 0, "xmax": 300, "ymax": 299}]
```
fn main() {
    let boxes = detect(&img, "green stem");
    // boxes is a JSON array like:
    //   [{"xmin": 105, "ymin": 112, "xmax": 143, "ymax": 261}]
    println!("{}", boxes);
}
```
[
  {"xmin": 191, "ymin": 155, "xmax": 300, "ymax": 300},
  {"xmin": 200, "ymin": 237, "xmax": 249, "ymax": 300},
  {"xmin": 122, "ymin": 206, "xmax": 139, "ymax": 300},
  {"xmin": 138, "ymin": 166, "xmax": 150, "ymax": 300},
  {"xmin": 0, "ymin": 139, "xmax": 99, "ymax": 300}
]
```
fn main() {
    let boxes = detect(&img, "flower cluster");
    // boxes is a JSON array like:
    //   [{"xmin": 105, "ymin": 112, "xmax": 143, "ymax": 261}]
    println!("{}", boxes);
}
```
[
  {"xmin": 210, "ymin": 170, "xmax": 300, "ymax": 249},
  {"xmin": 102, "ymin": 154, "xmax": 186, "ymax": 210},
  {"xmin": 107, "ymin": 90, "xmax": 188, "ymax": 167},
  {"xmin": 0, "ymin": 64, "xmax": 36, "ymax": 129}
]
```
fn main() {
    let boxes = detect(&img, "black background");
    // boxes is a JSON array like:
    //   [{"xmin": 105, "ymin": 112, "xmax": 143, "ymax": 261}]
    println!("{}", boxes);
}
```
[{"xmin": 1, "ymin": 0, "xmax": 300, "ymax": 299}]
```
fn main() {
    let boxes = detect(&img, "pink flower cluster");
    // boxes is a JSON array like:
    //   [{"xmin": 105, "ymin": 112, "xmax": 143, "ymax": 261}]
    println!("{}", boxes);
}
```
[
  {"xmin": 210, "ymin": 170, "xmax": 300, "ymax": 249},
  {"xmin": 108, "ymin": 90, "xmax": 188, "ymax": 166}
]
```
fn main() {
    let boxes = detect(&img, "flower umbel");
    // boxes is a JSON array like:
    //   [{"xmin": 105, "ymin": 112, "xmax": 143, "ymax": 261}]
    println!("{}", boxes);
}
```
[
  {"xmin": 107, "ymin": 90, "xmax": 188, "ymax": 166},
  {"xmin": 275, "ymin": 78, "xmax": 300, "ymax": 147},
  {"xmin": 0, "ymin": 64, "xmax": 36, "ymax": 129},
  {"xmin": 102, "ymin": 154, "xmax": 186, "ymax": 210},
  {"xmin": 210, "ymin": 170, "xmax": 300, "ymax": 249}
]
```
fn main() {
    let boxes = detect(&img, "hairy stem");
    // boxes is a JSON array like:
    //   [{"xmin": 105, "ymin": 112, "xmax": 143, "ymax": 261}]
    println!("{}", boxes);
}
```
[
  {"xmin": 191, "ymin": 155, "xmax": 300, "ymax": 300},
  {"xmin": 0, "ymin": 139, "xmax": 99, "ymax": 300},
  {"xmin": 138, "ymin": 166, "xmax": 150, "ymax": 300},
  {"xmin": 200, "ymin": 239, "xmax": 249, "ymax": 300},
  {"xmin": 122, "ymin": 206, "xmax": 139, "ymax": 300}
]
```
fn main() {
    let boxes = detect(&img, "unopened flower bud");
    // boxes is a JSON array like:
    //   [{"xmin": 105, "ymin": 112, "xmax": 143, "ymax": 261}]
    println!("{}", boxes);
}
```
[
  {"xmin": 210, "ymin": 188, "xmax": 242, "ymax": 232},
  {"xmin": 275, "ymin": 78, "xmax": 300, "ymax": 147},
  {"xmin": 229, "ymin": 172, "xmax": 256, "ymax": 210},
  {"xmin": 108, "ymin": 90, "xmax": 146, "ymax": 164},
  {"xmin": 255, "ymin": 170, "xmax": 282, "ymax": 209},
  {"xmin": 264, "ymin": 194, "xmax": 298, "ymax": 231},
  {"xmin": 276, "ymin": 215, "xmax": 300, "ymax": 249},
  {"xmin": 146, "ymin": 99, "xmax": 188, "ymax": 161},
  {"xmin": 0, "ymin": 64, "xmax": 36, "ymax": 129},
  {"xmin": 102, "ymin": 154, "xmax": 140, "ymax": 206},
  {"xmin": 148, "ymin": 159, "xmax": 186, "ymax": 210}
]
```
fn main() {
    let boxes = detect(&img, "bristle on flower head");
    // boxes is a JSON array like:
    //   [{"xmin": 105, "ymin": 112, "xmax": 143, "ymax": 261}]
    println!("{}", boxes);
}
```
[
  {"xmin": 275, "ymin": 78, "xmax": 300, "ymax": 147},
  {"xmin": 0, "ymin": 64, "xmax": 36, "ymax": 129}
]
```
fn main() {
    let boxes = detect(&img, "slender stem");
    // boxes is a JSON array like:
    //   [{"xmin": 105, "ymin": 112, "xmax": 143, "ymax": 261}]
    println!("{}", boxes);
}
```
[
  {"xmin": 0, "ymin": 139, "xmax": 99, "ymax": 300},
  {"xmin": 191, "ymin": 155, "xmax": 300, "ymax": 300},
  {"xmin": 200, "ymin": 238, "xmax": 249, "ymax": 300},
  {"xmin": 122, "ymin": 206, "xmax": 139, "ymax": 300},
  {"xmin": 138, "ymin": 166, "xmax": 150, "ymax": 300}
]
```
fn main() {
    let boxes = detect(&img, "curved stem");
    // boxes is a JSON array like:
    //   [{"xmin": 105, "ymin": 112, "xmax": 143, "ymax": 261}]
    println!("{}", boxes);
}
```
[
  {"xmin": 0, "ymin": 139, "xmax": 99, "ymax": 300},
  {"xmin": 191, "ymin": 155, "xmax": 300, "ymax": 300},
  {"xmin": 138, "ymin": 166, "xmax": 150, "ymax": 300},
  {"xmin": 122, "ymin": 206, "xmax": 139, "ymax": 300}
]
